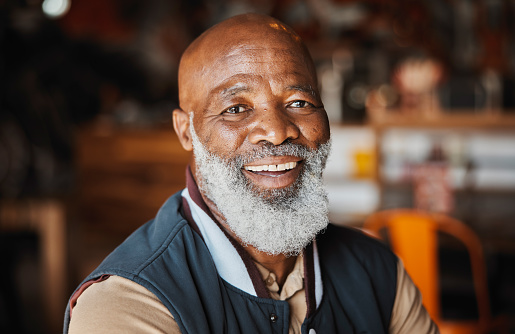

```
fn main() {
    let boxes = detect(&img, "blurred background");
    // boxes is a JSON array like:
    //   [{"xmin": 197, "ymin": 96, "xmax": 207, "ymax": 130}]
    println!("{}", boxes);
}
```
[{"xmin": 0, "ymin": 0, "xmax": 514, "ymax": 333}]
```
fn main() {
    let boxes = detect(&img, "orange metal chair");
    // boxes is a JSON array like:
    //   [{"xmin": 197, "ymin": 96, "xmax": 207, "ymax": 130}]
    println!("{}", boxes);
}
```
[{"xmin": 363, "ymin": 209, "xmax": 507, "ymax": 334}]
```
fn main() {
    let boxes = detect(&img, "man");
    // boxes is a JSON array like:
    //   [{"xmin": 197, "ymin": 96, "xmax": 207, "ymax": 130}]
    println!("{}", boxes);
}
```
[{"xmin": 65, "ymin": 13, "xmax": 437, "ymax": 333}]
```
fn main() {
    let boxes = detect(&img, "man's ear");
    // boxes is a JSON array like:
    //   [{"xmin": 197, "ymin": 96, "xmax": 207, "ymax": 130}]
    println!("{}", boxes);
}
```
[{"xmin": 173, "ymin": 108, "xmax": 193, "ymax": 151}]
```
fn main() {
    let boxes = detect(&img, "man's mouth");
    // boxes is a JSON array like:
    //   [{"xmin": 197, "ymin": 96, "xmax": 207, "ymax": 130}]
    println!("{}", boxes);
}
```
[
  {"xmin": 241, "ymin": 158, "xmax": 302, "ymax": 188},
  {"xmin": 243, "ymin": 161, "xmax": 298, "ymax": 172}
]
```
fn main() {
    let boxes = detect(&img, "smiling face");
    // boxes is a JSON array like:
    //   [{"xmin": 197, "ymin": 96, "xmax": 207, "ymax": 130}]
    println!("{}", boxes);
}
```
[
  {"xmin": 175, "ymin": 14, "xmax": 330, "ymax": 195},
  {"xmin": 173, "ymin": 14, "xmax": 331, "ymax": 255},
  {"xmin": 173, "ymin": 14, "xmax": 330, "ymax": 255}
]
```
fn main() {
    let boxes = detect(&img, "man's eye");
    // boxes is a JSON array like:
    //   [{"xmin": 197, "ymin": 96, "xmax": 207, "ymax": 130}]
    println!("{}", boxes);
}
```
[
  {"xmin": 223, "ymin": 105, "xmax": 248, "ymax": 114},
  {"xmin": 288, "ymin": 100, "xmax": 312, "ymax": 108}
]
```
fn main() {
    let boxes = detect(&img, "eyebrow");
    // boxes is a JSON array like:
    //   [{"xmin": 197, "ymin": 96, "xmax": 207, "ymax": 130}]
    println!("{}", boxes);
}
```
[
  {"xmin": 219, "ymin": 84, "xmax": 252, "ymax": 99},
  {"xmin": 287, "ymin": 84, "xmax": 316, "ymax": 97}
]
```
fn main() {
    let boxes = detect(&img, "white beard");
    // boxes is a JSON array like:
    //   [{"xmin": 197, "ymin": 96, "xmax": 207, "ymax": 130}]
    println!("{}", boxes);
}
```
[{"xmin": 190, "ymin": 117, "xmax": 331, "ymax": 256}]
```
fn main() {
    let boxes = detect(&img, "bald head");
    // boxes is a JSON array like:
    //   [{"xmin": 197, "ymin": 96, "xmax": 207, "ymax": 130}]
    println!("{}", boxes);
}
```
[{"xmin": 177, "ymin": 13, "xmax": 317, "ymax": 113}]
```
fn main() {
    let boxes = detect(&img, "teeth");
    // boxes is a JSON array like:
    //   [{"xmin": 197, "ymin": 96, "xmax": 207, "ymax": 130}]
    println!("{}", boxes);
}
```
[{"xmin": 244, "ymin": 161, "xmax": 298, "ymax": 172}]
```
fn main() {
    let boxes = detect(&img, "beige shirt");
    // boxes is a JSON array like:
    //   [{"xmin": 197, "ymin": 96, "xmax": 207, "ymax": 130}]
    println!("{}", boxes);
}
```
[
  {"xmin": 255, "ymin": 256, "xmax": 306, "ymax": 334},
  {"xmin": 69, "ymin": 258, "xmax": 438, "ymax": 333}
]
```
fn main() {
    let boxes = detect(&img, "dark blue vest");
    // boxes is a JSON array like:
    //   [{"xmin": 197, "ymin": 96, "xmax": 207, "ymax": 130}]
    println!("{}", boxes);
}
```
[{"xmin": 64, "ymin": 191, "xmax": 397, "ymax": 333}]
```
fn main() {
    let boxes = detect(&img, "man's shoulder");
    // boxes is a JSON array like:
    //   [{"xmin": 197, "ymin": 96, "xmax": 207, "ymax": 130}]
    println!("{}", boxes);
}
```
[
  {"xmin": 68, "ymin": 276, "xmax": 180, "ymax": 334},
  {"xmin": 317, "ymin": 223, "xmax": 396, "ymax": 266}
]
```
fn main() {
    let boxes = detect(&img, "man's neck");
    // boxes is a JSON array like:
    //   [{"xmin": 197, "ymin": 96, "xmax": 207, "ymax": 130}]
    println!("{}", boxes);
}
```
[{"xmin": 245, "ymin": 246, "xmax": 297, "ymax": 288}]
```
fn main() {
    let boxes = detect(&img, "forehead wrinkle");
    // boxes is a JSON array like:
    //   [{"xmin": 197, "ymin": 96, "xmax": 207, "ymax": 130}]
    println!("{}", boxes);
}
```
[
  {"xmin": 207, "ymin": 75, "xmax": 257, "ymax": 99},
  {"xmin": 183, "ymin": 44, "xmax": 317, "ymax": 112},
  {"xmin": 224, "ymin": 46, "xmax": 302, "ymax": 62}
]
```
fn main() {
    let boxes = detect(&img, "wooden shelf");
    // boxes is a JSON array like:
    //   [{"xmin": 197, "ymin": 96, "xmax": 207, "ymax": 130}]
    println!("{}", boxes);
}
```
[
  {"xmin": 368, "ymin": 111, "xmax": 515, "ymax": 129},
  {"xmin": 365, "ymin": 110, "xmax": 515, "ymax": 211},
  {"xmin": 76, "ymin": 122, "xmax": 191, "ymax": 235}
]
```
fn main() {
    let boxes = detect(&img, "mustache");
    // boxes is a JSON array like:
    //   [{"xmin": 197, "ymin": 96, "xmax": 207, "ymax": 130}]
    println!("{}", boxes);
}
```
[{"xmin": 232, "ymin": 140, "xmax": 318, "ymax": 167}]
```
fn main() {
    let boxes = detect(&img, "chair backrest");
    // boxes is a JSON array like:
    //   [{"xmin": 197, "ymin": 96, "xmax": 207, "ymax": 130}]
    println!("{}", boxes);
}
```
[{"xmin": 363, "ymin": 209, "xmax": 491, "ymax": 328}]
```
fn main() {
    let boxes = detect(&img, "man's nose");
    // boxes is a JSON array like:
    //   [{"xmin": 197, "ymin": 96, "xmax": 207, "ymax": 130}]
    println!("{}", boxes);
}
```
[{"xmin": 247, "ymin": 107, "xmax": 300, "ymax": 146}]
